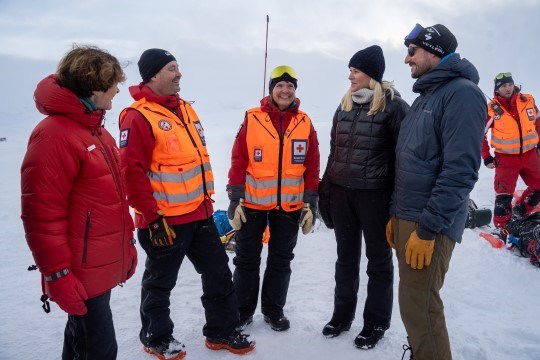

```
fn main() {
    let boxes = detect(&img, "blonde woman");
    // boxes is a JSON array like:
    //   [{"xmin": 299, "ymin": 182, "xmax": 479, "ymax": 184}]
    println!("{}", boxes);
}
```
[{"xmin": 319, "ymin": 45, "xmax": 409, "ymax": 349}]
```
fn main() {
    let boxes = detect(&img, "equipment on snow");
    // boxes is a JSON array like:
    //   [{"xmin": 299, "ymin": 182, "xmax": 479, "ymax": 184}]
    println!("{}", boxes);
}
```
[
  {"xmin": 464, "ymin": 199, "xmax": 492, "ymax": 229},
  {"xmin": 505, "ymin": 212, "xmax": 540, "ymax": 267},
  {"xmin": 479, "ymin": 232, "xmax": 505, "ymax": 249},
  {"xmin": 213, "ymin": 210, "xmax": 236, "ymax": 252}
]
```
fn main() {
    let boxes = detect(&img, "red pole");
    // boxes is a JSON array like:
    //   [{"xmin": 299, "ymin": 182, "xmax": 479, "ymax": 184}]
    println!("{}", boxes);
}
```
[{"xmin": 263, "ymin": 15, "xmax": 269, "ymax": 98}]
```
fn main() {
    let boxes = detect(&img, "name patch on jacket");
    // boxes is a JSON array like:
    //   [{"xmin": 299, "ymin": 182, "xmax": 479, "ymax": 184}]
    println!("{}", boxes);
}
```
[
  {"xmin": 254, "ymin": 148, "xmax": 263, "ymax": 162},
  {"xmin": 526, "ymin": 108, "xmax": 535, "ymax": 120},
  {"xmin": 119, "ymin": 129, "xmax": 129, "ymax": 148},
  {"xmin": 158, "ymin": 119, "xmax": 173, "ymax": 131},
  {"xmin": 193, "ymin": 121, "xmax": 206, "ymax": 145},
  {"xmin": 292, "ymin": 140, "xmax": 307, "ymax": 164}
]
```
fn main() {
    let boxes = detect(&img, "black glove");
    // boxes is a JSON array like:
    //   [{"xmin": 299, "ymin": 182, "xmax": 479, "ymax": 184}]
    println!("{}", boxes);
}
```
[
  {"xmin": 317, "ymin": 178, "xmax": 334, "ymax": 229},
  {"xmin": 484, "ymin": 156, "xmax": 496, "ymax": 168},
  {"xmin": 148, "ymin": 210, "xmax": 176, "ymax": 246}
]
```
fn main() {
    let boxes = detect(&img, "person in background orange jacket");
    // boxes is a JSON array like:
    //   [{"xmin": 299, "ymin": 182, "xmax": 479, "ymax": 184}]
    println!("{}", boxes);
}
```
[
  {"xmin": 227, "ymin": 65, "xmax": 320, "ymax": 332},
  {"xmin": 119, "ymin": 48, "xmax": 254, "ymax": 359},
  {"xmin": 482, "ymin": 72, "xmax": 540, "ymax": 239}
]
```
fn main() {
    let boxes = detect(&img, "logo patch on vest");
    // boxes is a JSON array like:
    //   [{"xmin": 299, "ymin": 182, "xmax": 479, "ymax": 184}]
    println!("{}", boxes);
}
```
[
  {"xmin": 193, "ymin": 120, "xmax": 206, "ymax": 145},
  {"xmin": 119, "ymin": 129, "xmax": 129, "ymax": 148},
  {"xmin": 292, "ymin": 140, "xmax": 307, "ymax": 164},
  {"xmin": 254, "ymin": 148, "xmax": 263, "ymax": 162},
  {"xmin": 526, "ymin": 108, "xmax": 535, "ymax": 120},
  {"xmin": 158, "ymin": 119, "xmax": 172, "ymax": 131}
]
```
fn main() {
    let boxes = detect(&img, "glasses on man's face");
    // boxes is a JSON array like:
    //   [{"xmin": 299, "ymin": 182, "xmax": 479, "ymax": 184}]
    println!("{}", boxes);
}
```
[
  {"xmin": 494, "ymin": 72, "xmax": 512, "ymax": 81},
  {"xmin": 407, "ymin": 46, "xmax": 419, "ymax": 57}
]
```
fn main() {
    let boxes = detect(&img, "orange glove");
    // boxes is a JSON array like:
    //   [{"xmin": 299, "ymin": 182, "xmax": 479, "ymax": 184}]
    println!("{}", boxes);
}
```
[
  {"xmin": 386, "ymin": 218, "xmax": 395, "ymax": 249},
  {"xmin": 405, "ymin": 230, "xmax": 434, "ymax": 270}
]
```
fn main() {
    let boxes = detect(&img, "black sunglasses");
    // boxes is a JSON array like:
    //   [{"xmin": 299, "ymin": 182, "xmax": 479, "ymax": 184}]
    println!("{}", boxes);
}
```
[{"xmin": 407, "ymin": 45, "xmax": 419, "ymax": 57}]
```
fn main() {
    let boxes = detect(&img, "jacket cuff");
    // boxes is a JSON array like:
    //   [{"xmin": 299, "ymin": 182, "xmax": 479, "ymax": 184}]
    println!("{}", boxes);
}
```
[
  {"xmin": 417, "ymin": 225, "xmax": 436, "ymax": 240},
  {"xmin": 483, "ymin": 156, "xmax": 494, "ymax": 166},
  {"xmin": 303, "ymin": 189, "xmax": 318, "ymax": 208},
  {"xmin": 226, "ymin": 184, "xmax": 245, "ymax": 201}
]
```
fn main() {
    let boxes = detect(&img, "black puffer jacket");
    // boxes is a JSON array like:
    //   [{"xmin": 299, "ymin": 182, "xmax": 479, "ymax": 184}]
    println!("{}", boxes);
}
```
[{"xmin": 324, "ymin": 91, "xmax": 410, "ymax": 189}]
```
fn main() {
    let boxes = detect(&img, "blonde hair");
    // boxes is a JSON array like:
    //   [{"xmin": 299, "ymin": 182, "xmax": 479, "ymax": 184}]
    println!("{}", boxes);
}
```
[
  {"xmin": 57, "ymin": 44, "xmax": 126, "ymax": 98},
  {"xmin": 340, "ymin": 79, "xmax": 396, "ymax": 115}
]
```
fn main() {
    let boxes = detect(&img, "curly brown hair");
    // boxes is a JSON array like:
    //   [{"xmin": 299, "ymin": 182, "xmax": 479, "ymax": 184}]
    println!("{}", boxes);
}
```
[{"xmin": 56, "ymin": 44, "xmax": 126, "ymax": 98}]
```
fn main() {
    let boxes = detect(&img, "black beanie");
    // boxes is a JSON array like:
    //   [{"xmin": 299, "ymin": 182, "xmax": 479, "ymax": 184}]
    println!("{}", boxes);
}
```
[
  {"xmin": 348, "ymin": 45, "xmax": 385, "ymax": 83},
  {"xmin": 404, "ymin": 24, "xmax": 457, "ymax": 58},
  {"xmin": 138, "ymin": 48, "xmax": 176, "ymax": 83},
  {"xmin": 494, "ymin": 73, "xmax": 514, "ymax": 91}
]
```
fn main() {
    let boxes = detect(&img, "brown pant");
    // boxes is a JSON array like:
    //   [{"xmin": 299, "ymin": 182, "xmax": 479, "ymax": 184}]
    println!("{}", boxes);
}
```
[{"xmin": 393, "ymin": 218, "xmax": 455, "ymax": 360}]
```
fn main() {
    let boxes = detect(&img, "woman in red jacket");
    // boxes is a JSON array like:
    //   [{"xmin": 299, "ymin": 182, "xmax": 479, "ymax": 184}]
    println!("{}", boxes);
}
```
[
  {"xmin": 227, "ymin": 65, "xmax": 320, "ymax": 332},
  {"xmin": 21, "ymin": 45, "xmax": 137, "ymax": 360}
]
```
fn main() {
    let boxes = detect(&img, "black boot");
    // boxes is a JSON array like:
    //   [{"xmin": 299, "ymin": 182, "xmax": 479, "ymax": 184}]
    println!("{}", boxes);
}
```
[
  {"xmin": 205, "ymin": 330, "xmax": 255, "ymax": 355},
  {"xmin": 263, "ymin": 315, "xmax": 290, "ymax": 331},
  {"xmin": 354, "ymin": 327, "xmax": 386, "ymax": 349},
  {"xmin": 322, "ymin": 320, "xmax": 352, "ymax": 338},
  {"xmin": 143, "ymin": 335, "xmax": 186, "ymax": 360}
]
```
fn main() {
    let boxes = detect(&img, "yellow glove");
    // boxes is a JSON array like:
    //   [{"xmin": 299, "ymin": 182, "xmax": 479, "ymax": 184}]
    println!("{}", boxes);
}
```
[
  {"xmin": 386, "ymin": 218, "xmax": 395, "ymax": 249},
  {"xmin": 148, "ymin": 210, "xmax": 176, "ymax": 246},
  {"xmin": 299, "ymin": 203, "xmax": 314, "ymax": 235},
  {"xmin": 405, "ymin": 230, "xmax": 434, "ymax": 270}
]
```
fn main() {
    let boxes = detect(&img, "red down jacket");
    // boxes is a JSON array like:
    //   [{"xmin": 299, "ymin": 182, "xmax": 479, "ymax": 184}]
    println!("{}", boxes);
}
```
[{"xmin": 21, "ymin": 75, "xmax": 137, "ymax": 299}]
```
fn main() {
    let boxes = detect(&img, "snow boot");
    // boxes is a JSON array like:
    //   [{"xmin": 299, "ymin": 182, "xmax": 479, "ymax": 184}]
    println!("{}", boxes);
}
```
[
  {"xmin": 354, "ymin": 327, "xmax": 385, "ymax": 349},
  {"xmin": 143, "ymin": 335, "xmax": 186, "ymax": 360},
  {"xmin": 322, "ymin": 320, "xmax": 352, "ymax": 338},
  {"xmin": 205, "ymin": 330, "xmax": 255, "ymax": 354},
  {"xmin": 263, "ymin": 314, "xmax": 290, "ymax": 331}
]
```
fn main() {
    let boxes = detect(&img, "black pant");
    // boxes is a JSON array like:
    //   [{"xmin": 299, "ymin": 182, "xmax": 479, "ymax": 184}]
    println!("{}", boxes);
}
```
[
  {"xmin": 330, "ymin": 184, "xmax": 394, "ymax": 330},
  {"xmin": 62, "ymin": 291, "xmax": 117, "ymax": 360},
  {"xmin": 233, "ymin": 208, "xmax": 301, "ymax": 319},
  {"xmin": 138, "ymin": 218, "xmax": 238, "ymax": 346}
]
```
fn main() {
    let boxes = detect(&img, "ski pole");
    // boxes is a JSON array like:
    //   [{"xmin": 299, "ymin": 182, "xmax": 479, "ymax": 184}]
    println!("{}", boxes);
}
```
[{"xmin": 263, "ymin": 15, "xmax": 269, "ymax": 98}]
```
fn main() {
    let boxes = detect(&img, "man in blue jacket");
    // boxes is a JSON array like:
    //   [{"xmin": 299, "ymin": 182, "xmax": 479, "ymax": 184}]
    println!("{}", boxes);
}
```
[{"xmin": 387, "ymin": 24, "xmax": 486, "ymax": 359}]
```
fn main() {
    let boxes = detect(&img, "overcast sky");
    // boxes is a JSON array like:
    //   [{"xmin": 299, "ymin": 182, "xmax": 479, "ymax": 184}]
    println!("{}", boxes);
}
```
[{"xmin": 1, "ymin": 0, "xmax": 539, "ymax": 127}]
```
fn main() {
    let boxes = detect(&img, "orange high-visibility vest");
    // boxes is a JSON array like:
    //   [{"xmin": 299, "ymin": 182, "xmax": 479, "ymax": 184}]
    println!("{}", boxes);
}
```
[
  {"xmin": 120, "ymin": 98, "xmax": 214, "ymax": 216},
  {"xmin": 244, "ymin": 108, "xmax": 311, "ymax": 212},
  {"xmin": 488, "ymin": 94, "xmax": 538, "ymax": 154}
]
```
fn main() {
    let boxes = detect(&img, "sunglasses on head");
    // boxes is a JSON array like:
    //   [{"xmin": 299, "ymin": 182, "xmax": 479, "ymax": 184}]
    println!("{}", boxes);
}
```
[
  {"xmin": 494, "ymin": 72, "xmax": 512, "ymax": 81},
  {"xmin": 407, "ymin": 46, "xmax": 419, "ymax": 57},
  {"xmin": 270, "ymin": 65, "xmax": 297, "ymax": 81}
]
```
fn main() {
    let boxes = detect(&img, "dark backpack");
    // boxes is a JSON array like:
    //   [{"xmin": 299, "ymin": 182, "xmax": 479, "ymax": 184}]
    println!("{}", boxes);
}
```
[{"xmin": 506, "ymin": 212, "xmax": 540, "ymax": 267}]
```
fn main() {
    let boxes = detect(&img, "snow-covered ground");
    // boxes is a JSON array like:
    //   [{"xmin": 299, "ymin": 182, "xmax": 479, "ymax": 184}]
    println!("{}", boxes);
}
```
[{"xmin": 1, "ymin": 58, "xmax": 539, "ymax": 360}]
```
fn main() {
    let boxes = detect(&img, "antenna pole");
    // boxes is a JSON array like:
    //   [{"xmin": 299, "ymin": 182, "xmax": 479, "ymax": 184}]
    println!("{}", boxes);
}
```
[{"xmin": 263, "ymin": 15, "xmax": 269, "ymax": 98}]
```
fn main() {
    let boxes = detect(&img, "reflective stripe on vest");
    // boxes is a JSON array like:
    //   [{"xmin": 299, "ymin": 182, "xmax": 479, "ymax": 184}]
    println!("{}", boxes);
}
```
[
  {"xmin": 244, "ymin": 108, "xmax": 311, "ymax": 212},
  {"xmin": 488, "ymin": 94, "xmax": 538, "ymax": 154},
  {"xmin": 120, "ymin": 98, "xmax": 214, "ymax": 216}
]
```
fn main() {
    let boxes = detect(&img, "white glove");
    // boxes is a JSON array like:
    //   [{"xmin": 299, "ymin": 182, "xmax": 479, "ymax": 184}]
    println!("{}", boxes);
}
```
[
  {"xmin": 299, "ymin": 203, "xmax": 314, "ymax": 235},
  {"xmin": 228, "ymin": 199, "xmax": 247, "ymax": 230}
]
